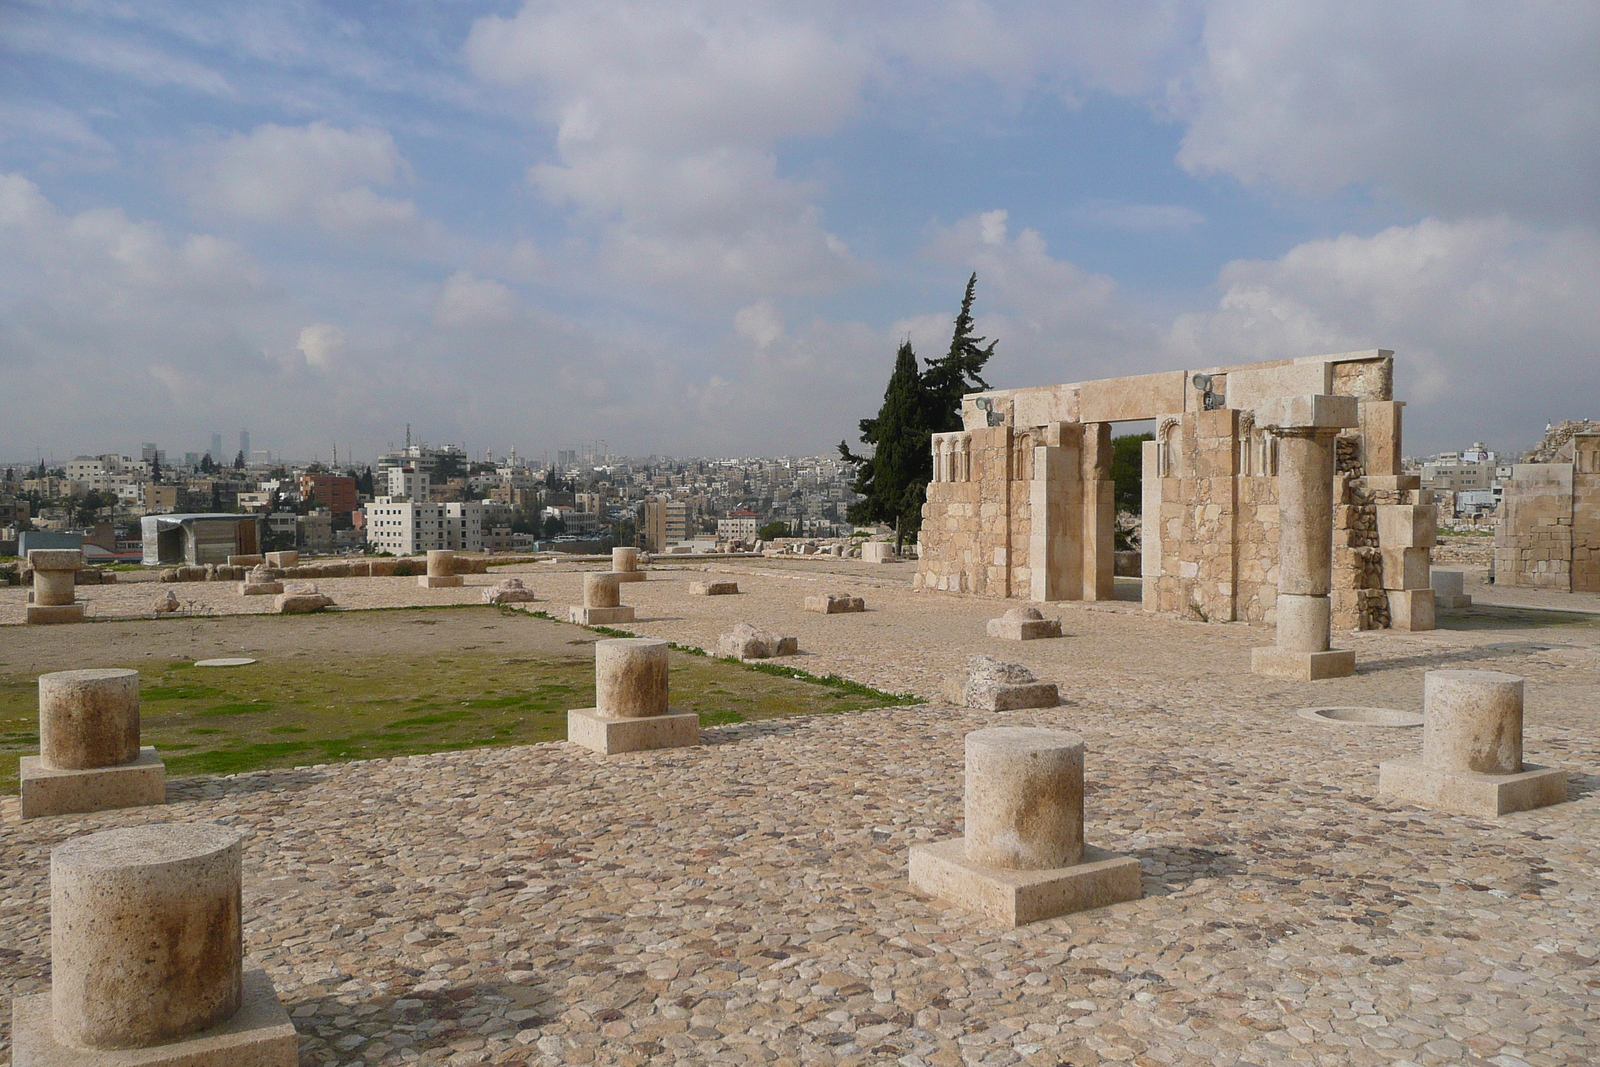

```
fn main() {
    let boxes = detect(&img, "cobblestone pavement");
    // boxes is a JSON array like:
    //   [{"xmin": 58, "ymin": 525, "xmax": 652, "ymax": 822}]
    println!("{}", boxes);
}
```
[{"xmin": 2, "ymin": 561, "xmax": 1597, "ymax": 1066}]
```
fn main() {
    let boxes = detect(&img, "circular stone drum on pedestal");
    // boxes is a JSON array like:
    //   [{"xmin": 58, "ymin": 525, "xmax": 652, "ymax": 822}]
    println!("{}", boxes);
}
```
[
  {"xmin": 583, "ymin": 571, "xmax": 621, "ymax": 609},
  {"xmin": 595, "ymin": 638, "xmax": 668, "ymax": 718},
  {"xmin": 1422, "ymin": 669, "xmax": 1524, "ymax": 774},
  {"xmin": 612, "ymin": 547, "xmax": 639, "ymax": 573},
  {"xmin": 426, "ymin": 550, "xmax": 455, "ymax": 577},
  {"xmin": 964, "ymin": 727, "xmax": 1084, "ymax": 871},
  {"xmin": 39, "ymin": 668, "xmax": 140, "ymax": 771},
  {"xmin": 51, "ymin": 823, "xmax": 243, "ymax": 1050}
]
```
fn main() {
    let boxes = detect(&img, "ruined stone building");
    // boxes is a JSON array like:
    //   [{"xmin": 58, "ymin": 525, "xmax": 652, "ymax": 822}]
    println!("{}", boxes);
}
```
[
  {"xmin": 915, "ymin": 350, "xmax": 1440, "ymax": 631},
  {"xmin": 1494, "ymin": 428, "xmax": 1600, "ymax": 592}
]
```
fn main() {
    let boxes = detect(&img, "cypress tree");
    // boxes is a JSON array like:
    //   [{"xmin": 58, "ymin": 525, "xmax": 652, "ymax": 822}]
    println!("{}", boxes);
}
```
[
  {"xmin": 839, "ymin": 341, "xmax": 931, "ymax": 546},
  {"xmin": 921, "ymin": 271, "xmax": 995, "ymax": 434}
]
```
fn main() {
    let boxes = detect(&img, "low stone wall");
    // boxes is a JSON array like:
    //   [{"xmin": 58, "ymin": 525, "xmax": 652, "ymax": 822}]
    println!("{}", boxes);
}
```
[{"xmin": 155, "ymin": 557, "xmax": 492, "ymax": 583}]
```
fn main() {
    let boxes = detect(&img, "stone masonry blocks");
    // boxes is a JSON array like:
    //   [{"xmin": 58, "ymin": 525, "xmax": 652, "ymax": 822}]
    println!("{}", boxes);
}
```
[
  {"xmin": 567, "ymin": 638, "xmax": 697, "ymax": 755},
  {"xmin": 21, "ymin": 669, "xmax": 165, "ymax": 820}
]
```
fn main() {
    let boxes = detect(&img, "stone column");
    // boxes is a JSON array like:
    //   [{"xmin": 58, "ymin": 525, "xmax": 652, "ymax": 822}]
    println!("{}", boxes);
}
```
[
  {"xmin": 1250, "ymin": 395, "xmax": 1358, "ymax": 680},
  {"xmin": 612, "ymin": 546, "xmax": 646, "ymax": 582},
  {"xmin": 1379, "ymin": 669, "xmax": 1566, "ymax": 816},
  {"xmin": 20, "ymin": 669, "xmax": 165, "ymax": 819},
  {"xmin": 11, "ymin": 823, "xmax": 297, "ymax": 1063},
  {"xmin": 567, "ymin": 638, "xmax": 698, "ymax": 754},
  {"xmin": 26, "ymin": 549, "xmax": 85, "ymax": 624},
  {"xmin": 908, "ymin": 727, "xmax": 1140, "ymax": 927},
  {"xmin": 570, "ymin": 571, "xmax": 634, "ymax": 624},
  {"xmin": 1081, "ymin": 423, "xmax": 1115, "ymax": 601},
  {"xmin": 418, "ymin": 549, "xmax": 463, "ymax": 588}
]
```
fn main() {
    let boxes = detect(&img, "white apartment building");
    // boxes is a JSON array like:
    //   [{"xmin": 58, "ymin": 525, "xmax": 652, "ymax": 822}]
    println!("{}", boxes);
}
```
[
  {"xmin": 366, "ymin": 498, "xmax": 483, "ymax": 555},
  {"xmin": 387, "ymin": 467, "xmax": 431, "ymax": 501},
  {"xmin": 717, "ymin": 514, "xmax": 759, "ymax": 540}
]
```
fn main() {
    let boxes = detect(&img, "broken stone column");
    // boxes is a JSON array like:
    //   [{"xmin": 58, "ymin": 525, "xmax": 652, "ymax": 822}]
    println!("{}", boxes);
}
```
[
  {"xmin": 275, "ymin": 582, "xmax": 333, "ymax": 614},
  {"xmin": 986, "ymin": 606, "xmax": 1062, "ymax": 641},
  {"xmin": 1378, "ymin": 503, "xmax": 1438, "ymax": 629},
  {"xmin": 418, "ymin": 549, "xmax": 464, "ymax": 588},
  {"xmin": 1379, "ymin": 670, "xmax": 1566, "ymax": 816},
  {"xmin": 19, "ymin": 669, "xmax": 164, "ymax": 820},
  {"xmin": 10, "ymin": 823, "xmax": 297, "ymax": 1064},
  {"xmin": 803, "ymin": 592, "xmax": 865, "ymax": 613},
  {"xmin": 569, "ymin": 571, "xmax": 635, "ymax": 625},
  {"xmin": 611, "ymin": 546, "xmax": 646, "ymax": 582},
  {"xmin": 567, "ymin": 638, "xmax": 698, "ymax": 754},
  {"xmin": 945, "ymin": 656, "xmax": 1058, "ymax": 711},
  {"xmin": 716, "ymin": 622, "xmax": 798, "ymax": 659},
  {"xmin": 1251, "ymin": 395, "xmax": 1358, "ymax": 680},
  {"xmin": 909, "ymin": 727, "xmax": 1141, "ymax": 927},
  {"xmin": 239, "ymin": 564, "xmax": 283, "ymax": 596},
  {"xmin": 482, "ymin": 577, "xmax": 538, "ymax": 604},
  {"xmin": 861, "ymin": 542, "xmax": 896, "ymax": 563},
  {"xmin": 1431, "ymin": 568, "xmax": 1472, "ymax": 609},
  {"xmin": 26, "ymin": 549, "xmax": 85, "ymax": 624}
]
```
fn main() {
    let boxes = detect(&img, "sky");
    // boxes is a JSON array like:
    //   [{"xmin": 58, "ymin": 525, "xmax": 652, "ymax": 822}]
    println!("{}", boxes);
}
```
[{"xmin": 1, "ymin": 1, "xmax": 1597, "ymax": 466}]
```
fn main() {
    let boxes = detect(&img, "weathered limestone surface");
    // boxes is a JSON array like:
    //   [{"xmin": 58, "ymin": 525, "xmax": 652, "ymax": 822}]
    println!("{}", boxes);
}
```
[
  {"xmin": 21, "ymin": 669, "xmax": 165, "ymax": 820},
  {"xmin": 804, "ymin": 593, "xmax": 865, "ymax": 614},
  {"xmin": 714, "ymin": 622, "xmax": 798, "ymax": 660},
  {"xmin": 569, "ymin": 571, "xmax": 635, "ymax": 624},
  {"xmin": 1494, "ymin": 434, "xmax": 1600, "ymax": 592},
  {"xmin": 26, "ymin": 550, "xmax": 85, "ymax": 624},
  {"xmin": 262, "ymin": 551, "xmax": 297, "ymax": 568},
  {"xmin": 481, "ymin": 577, "xmax": 538, "ymax": 604},
  {"xmin": 417, "ymin": 550, "xmax": 464, "ymax": 589},
  {"xmin": 985, "ymin": 605, "xmax": 1062, "ymax": 640},
  {"xmin": 240, "ymin": 565, "xmax": 283, "ymax": 597},
  {"xmin": 1431, "ymin": 567, "xmax": 1473, "ymax": 609},
  {"xmin": 861, "ymin": 542, "xmax": 896, "ymax": 564},
  {"xmin": 567, "ymin": 638, "xmax": 696, "ymax": 755},
  {"xmin": 611, "ymin": 547, "xmax": 646, "ymax": 582},
  {"xmin": 948, "ymin": 655, "xmax": 1058, "ymax": 711},
  {"xmin": 274, "ymin": 584, "xmax": 333, "ymax": 614},
  {"xmin": 688, "ymin": 581, "xmax": 739, "ymax": 596}
]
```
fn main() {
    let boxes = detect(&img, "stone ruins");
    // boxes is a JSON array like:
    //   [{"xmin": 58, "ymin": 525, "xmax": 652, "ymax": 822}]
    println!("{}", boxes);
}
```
[
  {"xmin": 1494, "ymin": 430, "xmax": 1600, "ymax": 592},
  {"xmin": 24, "ymin": 549, "xmax": 86, "ymax": 624},
  {"xmin": 715, "ymin": 621, "xmax": 799, "ymax": 660},
  {"xmin": 917, "ymin": 350, "xmax": 1439, "ymax": 634},
  {"xmin": 417, "ymin": 549, "xmax": 464, "ymax": 588},
  {"xmin": 611, "ymin": 546, "xmax": 647, "ymax": 582},
  {"xmin": 18, "ymin": 668, "xmax": 165, "ymax": 820},
  {"xmin": 570, "ymin": 571, "xmax": 635, "ymax": 625},
  {"xmin": 804, "ymin": 592, "xmax": 865, "ymax": 613},
  {"xmin": 566, "ymin": 637, "xmax": 699, "ymax": 754}
]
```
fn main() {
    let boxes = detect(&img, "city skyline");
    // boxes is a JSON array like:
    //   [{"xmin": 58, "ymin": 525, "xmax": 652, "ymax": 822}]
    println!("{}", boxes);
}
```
[{"xmin": 2, "ymin": 3, "xmax": 1597, "ymax": 460}]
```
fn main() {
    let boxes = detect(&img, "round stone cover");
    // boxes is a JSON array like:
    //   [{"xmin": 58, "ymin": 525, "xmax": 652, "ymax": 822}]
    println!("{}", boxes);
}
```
[{"xmin": 194, "ymin": 657, "xmax": 257, "ymax": 668}]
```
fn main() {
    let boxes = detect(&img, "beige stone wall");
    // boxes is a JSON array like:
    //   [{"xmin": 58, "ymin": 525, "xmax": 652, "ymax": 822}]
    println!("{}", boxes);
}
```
[{"xmin": 1498, "ymin": 434, "xmax": 1600, "ymax": 593}]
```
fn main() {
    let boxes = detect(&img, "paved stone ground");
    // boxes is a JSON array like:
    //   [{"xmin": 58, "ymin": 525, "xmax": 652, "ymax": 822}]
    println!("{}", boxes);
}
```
[{"xmin": 2, "ymin": 561, "xmax": 1598, "ymax": 1066}]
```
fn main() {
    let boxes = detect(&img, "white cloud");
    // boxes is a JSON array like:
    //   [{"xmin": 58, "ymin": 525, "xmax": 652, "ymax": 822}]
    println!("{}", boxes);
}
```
[
  {"xmin": 733, "ymin": 300, "xmax": 784, "ymax": 348},
  {"xmin": 4, "ymin": 20, "xmax": 232, "ymax": 95},
  {"xmin": 432, "ymin": 272, "xmax": 521, "ymax": 329},
  {"xmin": 295, "ymin": 323, "xmax": 345, "ymax": 368},
  {"xmin": 1072, "ymin": 200, "xmax": 1205, "ymax": 232},
  {"xmin": 190, "ymin": 122, "xmax": 420, "ymax": 239}
]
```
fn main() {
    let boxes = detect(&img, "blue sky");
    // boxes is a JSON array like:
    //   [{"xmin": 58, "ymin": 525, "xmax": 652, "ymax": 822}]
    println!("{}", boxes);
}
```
[{"xmin": 2, "ymin": 2, "xmax": 1597, "ymax": 465}]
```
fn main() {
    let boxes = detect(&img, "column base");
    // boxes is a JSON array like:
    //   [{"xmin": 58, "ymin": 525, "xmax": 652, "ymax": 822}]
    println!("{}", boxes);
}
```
[
  {"xmin": 25, "ymin": 604, "xmax": 85, "ymax": 625},
  {"xmin": 612, "ymin": 571, "xmax": 647, "ymax": 583},
  {"xmin": 1378, "ymin": 757, "xmax": 1567, "ymax": 817},
  {"xmin": 569, "ymin": 606, "xmax": 635, "ymax": 625},
  {"xmin": 417, "ymin": 575, "xmax": 463, "ymax": 588},
  {"xmin": 1251, "ymin": 646, "xmax": 1356, "ymax": 680},
  {"xmin": 909, "ymin": 839, "xmax": 1141, "ymax": 928},
  {"xmin": 1435, "ymin": 594, "xmax": 1473, "ymax": 609},
  {"xmin": 985, "ymin": 619, "xmax": 1063, "ymax": 640},
  {"xmin": 19, "ymin": 749, "xmax": 165, "ymax": 820},
  {"xmin": 566, "ymin": 708, "xmax": 698, "ymax": 754},
  {"xmin": 238, "ymin": 583, "xmax": 282, "ymax": 596},
  {"xmin": 12, "ymin": 967, "xmax": 297, "ymax": 1066}
]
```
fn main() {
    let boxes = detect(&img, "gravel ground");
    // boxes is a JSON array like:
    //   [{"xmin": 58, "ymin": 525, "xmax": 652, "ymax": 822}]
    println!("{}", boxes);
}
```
[{"xmin": 2, "ymin": 559, "xmax": 1597, "ymax": 1067}]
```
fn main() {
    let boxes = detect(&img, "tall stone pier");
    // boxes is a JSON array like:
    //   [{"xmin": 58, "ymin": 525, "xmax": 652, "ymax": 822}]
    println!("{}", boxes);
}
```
[
  {"xmin": 10, "ymin": 823, "xmax": 297, "ymax": 1065},
  {"xmin": 1251, "ymin": 395, "xmax": 1359, "ymax": 680},
  {"xmin": 567, "ymin": 638, "xmax": 698, "ymax": 754},
  {"xmin": 1379, "ymin": 670, "xmax": 1567, "ymax": 816},
  {"xmin": 19, "ymin": 668, "xmax": 165, "ymax": 820},
  {"xmin": 908, "ymin": 727, "xmax": 1141, "ymax": 927}
]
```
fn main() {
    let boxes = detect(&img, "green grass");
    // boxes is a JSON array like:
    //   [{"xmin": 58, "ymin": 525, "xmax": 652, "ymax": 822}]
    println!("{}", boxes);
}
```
[{"xmin": 0, "ymin": 611, "xmax": 919, "ymax": 792}]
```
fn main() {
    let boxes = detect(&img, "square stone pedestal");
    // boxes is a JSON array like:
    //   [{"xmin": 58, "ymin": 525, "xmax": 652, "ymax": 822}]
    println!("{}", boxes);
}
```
[
  {"xmin": 569, "ymin": 606, "xmax": 635, "ymax": 625},
  {"xmin": 417, "ymin": 575, "xmax": 463, "ymax": 588},
  {"xmin": 1251, "ymin": 647, "xmax": 1356, "ymax": 680},
  {"xmin": 12, "ymin": 967, "xmax": 296, "ymax": 1066},
  {"xmin": 1435, "ymin": 594, "xmax": 1473, "ymax": 609},
  {"xmin": 19, "ymin": 748, "xmax": 165, "ymax": 820},
  {"xmin": 985, "ymin": 618, "xmax": 1062, "ymax": 640},
  {"xmin": 909, "ymin": 839, "xmax": 1142, "ymax": 928},
  {"xmin": 25, "ymin": 604, "xmax": 85, "ymax": 625},
  {"xmin": 239, "ymin": 583, "xmax": 283, "ymax": 596},
  {"xmin": 567, "ymin": 708, "xmax": 699, "ymax": 754},
  {"xmin": 612, "ymin": 570, "xmax": 646, "ymax": 583},
  {"xmin": 1388, "ymin": 589, "xmax": 1436, "ymax": 631},
  {"xmin": 1378, "ymin": 758, "xmax": 1567, "ymax": 817}
]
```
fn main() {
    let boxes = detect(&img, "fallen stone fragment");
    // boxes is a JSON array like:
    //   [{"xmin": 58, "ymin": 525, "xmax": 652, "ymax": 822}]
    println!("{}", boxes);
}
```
[
  {"xmin": 689, "ymin": 580, "xmax": 739, "ymax": 596},
  {"xmin": 986, "ymin": 606, "xmax": 1063, "ymax": 641},
  {"xmin": 152, "ymin": 590, "xmax": 180, "ymax": 614},
  {"xmin": 482, "ymin": 577, "xmax": 538, "ymax": 604},
  {"xmin": 275, "ymin": 582, "xmax": 333, "ymax": 614},
  {"xmin": 715, "ymin": 621, "xmax": 799, "ymax": 660},
  {"xmin": 946, "ymin": 655, "xmax": 1058, "ymax": 711},
  {"xmin": 804, "ymin": 592, "xmax": 865, "ymax": 614}
]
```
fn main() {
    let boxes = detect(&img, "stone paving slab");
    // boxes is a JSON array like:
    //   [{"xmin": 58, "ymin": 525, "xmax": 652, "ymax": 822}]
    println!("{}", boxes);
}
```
[{"xmin": 1, "ymin": 560, "xmax": 1597, "ymax": 1066}]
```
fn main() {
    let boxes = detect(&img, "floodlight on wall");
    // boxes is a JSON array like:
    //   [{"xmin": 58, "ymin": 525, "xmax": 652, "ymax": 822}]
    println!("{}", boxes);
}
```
[{"xmin": 1192, "ymin": 372, "xmax": 1226, "ymax": 411}]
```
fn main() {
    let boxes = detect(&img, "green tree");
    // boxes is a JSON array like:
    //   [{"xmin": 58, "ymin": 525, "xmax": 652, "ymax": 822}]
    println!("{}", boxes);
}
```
[
  {"xmin": 920, "ymin": 272, "xmax": 995, "ymax": 435},
  {"xmin": 757, "ymin": 520, "xmax": 790, "ymax": 541},
  {"xmin": 233, "ymin": 451, "xmax": 245, "ymax": 470},
  {"xmin": 541, "ymin": 514, "xmax": 566, "ymax": 539},
  {"xmin": 839, "ymin": 340, "xmax": 931, "ymax": 546},
  {"xmin": 1112, "ymin": 433, "xmax": 1154, "ymax": 514}
]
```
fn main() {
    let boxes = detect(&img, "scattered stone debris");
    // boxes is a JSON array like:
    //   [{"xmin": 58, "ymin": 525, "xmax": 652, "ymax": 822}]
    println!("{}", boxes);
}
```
[
  {"xmin": 947, "ymin": 654, "xmax": 1059, "ymax": 711},
  {"xmin": 804, "ymin": 592, "xmax": 865, "ymax": 614},
  {"xmin": 986, "ymin": 605, "xmax": 1062, "ymax": 640},
  {"xmin": 482, "ymin": 577, "xmax": 538, "ymax": 605},
  {"xmin": 689, "ymin": 580, "xmax": 739, "ymax": 596},
  {"xmin": 715, "ymin": 621, "xmax": 799, "ymax": 660}
]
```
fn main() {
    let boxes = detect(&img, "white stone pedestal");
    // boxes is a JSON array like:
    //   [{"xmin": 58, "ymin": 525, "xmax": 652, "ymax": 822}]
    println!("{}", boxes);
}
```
[
  {"xmin": 19, "ymin": 749, "xmax": 165, "ymax": 820},
  {"xmin": 566, "ymin": 707, "xmax": 700, "ymax": 754},
  {"xmin": 569, "ymin": 605, "xmax": 635, "ymax": 625},
  {"xmin": 909, "ymin": 840, "xmax": 1141, "ymax": 927},
  {"xmin": 25, "ymin": 604, "xmax": 86, "ymax": 624},
  {"xmin": 1377, "ymin": 759, "xmax": 1567, "ymax": 817},
  {"xmin": 417, "ymin": 574, "xmax": 463, "ymax": 588},
  {"xmin": 1250, "ymin": 647, "xmax": 1358, "ymax": 681}
]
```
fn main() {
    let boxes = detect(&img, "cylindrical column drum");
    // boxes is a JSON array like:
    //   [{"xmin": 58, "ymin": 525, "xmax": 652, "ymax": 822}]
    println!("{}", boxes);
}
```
[
  {"xmin": 595, "ymin": 638, "xmax": 668, "ymax": 718},
  {"xmin": 33, "ymin": 569, "xmax": 77, "ymax": 607},
  {"xmin": 51, "ymin": 824, "xmax": 243, "ymax": 1051},
  {"xmin": 964, "ymin": 727, "xmax": 1084, "ymax": 870},
  {"xmin": 1423, "ymin": 669, "xmax": 1524, "ymax": 774},
  {"xmin": 584, "ymin": 571, "xmax": 621, "ymax": 608},
  {"xmin": 1274, "ymin": 594, "xmax": 1331, "ymax": 653},
  {"xmin": 426, "ymin": 550, "xmax": 455, "ymax": 577},
  {"xmin": 1274, "ymin": 430, "xmax": 1337, "ymax": 597},
  {"xmin": 39, "ymin": 669, "xmax": 140, "ymax": 770},
  {"xmin": 612, "ymin": 547, "xmax": 639, "ymax": 573}
]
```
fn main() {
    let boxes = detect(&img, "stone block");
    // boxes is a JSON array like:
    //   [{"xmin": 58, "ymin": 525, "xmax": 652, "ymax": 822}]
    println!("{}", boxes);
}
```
[
  {"xmin": 1250, "ymin": 647, "xmax": 1356, "ymax": 680},
  {"xmin": 1376, "ymin": 504, "xmax": 1437, "ymax": 549},
  {"xmin": 715, "ymin": 622, "xmax": 798, "ymax": 660},
  {"xmin": 951, "ymin": 656, "xmax": 1058, "ymax": 710},
  {"xmin": 238, "ymin": 582, "xmax": 282, "ymax": 596},
  {"xmin": 613, "ymin": 570, "xmax": 647, "ymax": 583},
  {"xmin": 274, "ymin": 591, "xmax": 332, "ymax": 614},
  {"xmin": 367, "ymin": 559, "xmax": 397, "ymax": 576},
  {"xmin": 566, "ymin": 708, "xmax": 699, "ymax": 755},
  {"xmin": 1430, "ymin": 568, "xmax": 1471, "ymax": 609},
  {"xmin": 689, "ymin": 581, "xmax": 739, "ymax": 595},
  {"xmin": 1388, "ymin": 589, "xmax": 1436, "ymax": 631},
  {"xmin": 482, "ymin": 578, "xmax": 537, "ymax": 604},
  {"xmin": 1253, "ymin": 393, "xmax": 1359, "ymax": 431},
  {"xmin": 1380, "ymin": 548, "xmax": 1431, "ymax": 590},
  {"xmin": 1364, "ymin": 474, "xmax": 1421, "ymax": 492},
  {"xmin": 263, "ymin": 551, "xmax": 297, "ymax": 567},
  {"xmin": 1377, "ymin": 758, "xmax": 1567, "ymax": 817},
  {"xmin": 25, "ymin": 604, "xmax": 86, "ymax": 625},
  {"xmin": 861, "ymin": 542, "xmax": 896, "ymax": 563},
  {"xmin": 227, "ymin": 555, "xmax": 265, "ymax": 567},
  {"xmin": 19, "ymin": 748, "xmax": 166, "ymax": 820},
  {"xmin": 804, "ymin": 593, "xmax": 865, "ymax": 613},
  {"xmin": 908, "ymin": 840, "xmax": 1141, "ymax": 928},
  {"xmin": 11, "ymin": 968, "xmax": 296, "ymax": 1067},
  {"xmin": 985, "ymin": 607, "xmax": 1062, "ymax": 641},
  {"xmin": 27, "ymin": 549, "xmax": 83, "ymax": 572},
  {"xmin": 417, "ymin": 575, "xmax": 464, "ymax": 588},
  {"xmin": 569, "ymin": 606, "xmax": 635, "ymax": 625}
]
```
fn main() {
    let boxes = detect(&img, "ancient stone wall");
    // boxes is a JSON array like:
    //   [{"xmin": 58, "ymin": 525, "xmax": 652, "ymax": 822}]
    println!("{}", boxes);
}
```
[{"xmin": 1497, "ymin": 434, "xmax": 1600, "ymax": 592}]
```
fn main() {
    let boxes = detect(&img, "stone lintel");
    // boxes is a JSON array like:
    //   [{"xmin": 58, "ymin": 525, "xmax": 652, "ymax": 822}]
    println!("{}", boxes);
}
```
[
  {"xmin": 416, "ymin": 575, "xmax": 464, "ymax": 588},
  {"xmin": 11, "ymin": 968, "xmax": 296, "ymax": 1067},
  {"xmin": 1364, "ymin": 474, "xmax": 1422, "ymax": 492},
  {"xmin": 25, "ymin": 605, "xmax": 86, "ymax": 625},
  {"xmin": 19, "ymin": 749, "xmax": 166, "ymax": 820},
  {"xmin": 908, "ymin": 839, "xmax": 1142, "ymax": 927},
  {"xmin": 1253, "ymin": 394, "xmax": 1359, "ymax": 432},
  {"xmin": 1378, "ymin": 758, "xmax": 1567, "ymax": 817},
  {"xmin": 1250, "ymin": 647, "xmax": 1357, "ymax": 680},
  {"xmin": 569, "ymin": 606, "xmax": 636, "ymax": 625},
  {"xmin": 566, "ymin": 708, "xmax": 699, "ymax": 755}
]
